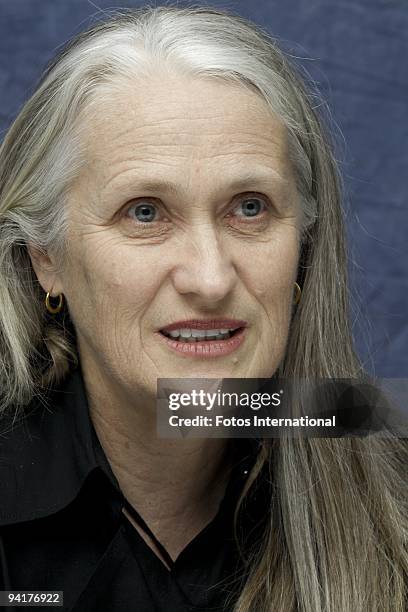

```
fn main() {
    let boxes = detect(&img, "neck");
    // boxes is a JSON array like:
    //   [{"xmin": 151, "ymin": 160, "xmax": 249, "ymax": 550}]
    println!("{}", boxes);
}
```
[{"xmin": 80, "ymin": 356, "xmax": 234, "ymax": 558}]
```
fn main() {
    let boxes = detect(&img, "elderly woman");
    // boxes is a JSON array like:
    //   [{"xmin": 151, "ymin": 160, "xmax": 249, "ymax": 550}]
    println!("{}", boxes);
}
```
[{"xmin": 0, "ymin": 6, "xmax": 406, "ymax": 612}]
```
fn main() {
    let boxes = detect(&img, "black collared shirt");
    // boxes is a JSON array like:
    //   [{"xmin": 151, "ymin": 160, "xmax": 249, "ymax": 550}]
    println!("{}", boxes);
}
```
[{"xmin": 0, "ymin": 366, "xmax": 265, "ymax": 612}]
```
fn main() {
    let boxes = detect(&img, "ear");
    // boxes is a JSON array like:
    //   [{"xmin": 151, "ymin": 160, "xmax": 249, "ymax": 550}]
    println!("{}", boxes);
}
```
[{"xmin": 27, "ymin": 242, "xmax": 64, "ymax": 296}]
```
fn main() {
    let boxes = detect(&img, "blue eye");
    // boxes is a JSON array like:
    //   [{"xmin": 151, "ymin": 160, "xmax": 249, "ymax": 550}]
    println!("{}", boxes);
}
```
[
  {"xmin": 236, "ymin": 197, "xmax": 265, "ymax": 217},
  {"xmin": 131, "ymin": 202, "xmax": 157, "ymax": 223}
]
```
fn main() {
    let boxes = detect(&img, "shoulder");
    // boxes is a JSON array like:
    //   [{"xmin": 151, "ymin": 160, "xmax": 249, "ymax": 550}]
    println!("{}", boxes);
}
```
[{"xmin": 0, "ymin": 368, "xmax": 100, "ymax": 526}]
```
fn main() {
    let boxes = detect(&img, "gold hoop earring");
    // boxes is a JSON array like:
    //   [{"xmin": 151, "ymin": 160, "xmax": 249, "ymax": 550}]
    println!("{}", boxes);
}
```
[
  {"xmin": 45, "ymin": 292, "xmax": 64, "ymax": 314},
  {"xmin": 294, "ymin": 282, "xmax": 302, "ymax": 305}
]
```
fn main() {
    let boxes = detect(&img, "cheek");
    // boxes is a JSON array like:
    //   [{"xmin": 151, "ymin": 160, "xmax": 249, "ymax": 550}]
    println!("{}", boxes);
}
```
[
  {"xmin": 235, "ymin": 227, "xmax": 299, "ymax": 300},
  {"xmin": 90, "ymin": 254, "xmax": 166, "ymax": 323},
  {"xmin": 64, "ymin": 241, "xmax": 167, "ymax": 334}
]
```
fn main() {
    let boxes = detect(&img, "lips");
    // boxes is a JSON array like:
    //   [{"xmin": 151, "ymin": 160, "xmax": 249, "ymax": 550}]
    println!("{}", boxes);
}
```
[
  {"xmin": 157, "ymin": 324, "xmax": 247, "ymax": 358},
  {"xmin": 159, "ymin": 319, "xmax": 248, "ymax": 333}
]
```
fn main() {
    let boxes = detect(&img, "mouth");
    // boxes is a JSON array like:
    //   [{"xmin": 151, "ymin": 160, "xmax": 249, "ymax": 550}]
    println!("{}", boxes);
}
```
[
  {"xmin": 160, "ymin": 326, "xmax": 244, "ymax": 342},
  {"xmin": 157, "ymin": 319, "xmax": 248, "ymax": 357},
  {"xmin": 158, "ymin": 318, "xmax": 247, "ymax": 341}
]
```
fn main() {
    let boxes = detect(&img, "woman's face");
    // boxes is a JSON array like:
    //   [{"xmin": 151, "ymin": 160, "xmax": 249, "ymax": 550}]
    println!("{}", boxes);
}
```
[{"xmin": 42, "ymin": 73, "xmax": 301, "ymax": 399}]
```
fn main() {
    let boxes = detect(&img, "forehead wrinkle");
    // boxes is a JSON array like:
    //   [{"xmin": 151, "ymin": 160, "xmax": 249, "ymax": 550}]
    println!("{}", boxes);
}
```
[
  {"xmin": 93, "ymin": 129, "xmax": 289, "ymax": 188},
  {"xmin": 93, "ymin": 127, "xmax": 283, "ymax": 160},
  {"xmin": 84, "ymin": 91, "xmax": 292, "ymax": 197},
  {"xmin": 97, "ymin": 121, "xmax": 286, "ymax": 146},
  {"xmin": 99, "ymin": 162, "xmax": 293, "ymax": 210},
  {"xmin": 88, "ymin": 100, "xmax": 286, "ymax": 157},
  {"xmin": 87, "ymin": 114, "xmax": 206, "ymax": 167},
  {"xmin": 100, "ymin": 149, "xmax": 290, "ymax": 191},
  {"xmin": 97, "ymin": 135, "xmax": 290, "ymax": 184},
  {"xmin": 99, "ymin": 162, "xmax": 177, "ymax": 196}
]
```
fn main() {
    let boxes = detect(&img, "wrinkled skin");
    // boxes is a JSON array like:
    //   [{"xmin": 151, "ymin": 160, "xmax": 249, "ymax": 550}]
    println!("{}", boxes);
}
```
[
  {"xmin": 32, "ymin": 71, "xmax": 301, "ymax": 407},
  {"xmin": 29, "ymin": 72, "xmax": 301, "ymax": 558}
]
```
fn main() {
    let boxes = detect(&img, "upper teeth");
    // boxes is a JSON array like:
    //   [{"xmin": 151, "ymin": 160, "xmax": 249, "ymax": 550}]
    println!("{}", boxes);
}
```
[{"xmin": 167, "ymin": 328, "xmax": 235, "ymax": 338}]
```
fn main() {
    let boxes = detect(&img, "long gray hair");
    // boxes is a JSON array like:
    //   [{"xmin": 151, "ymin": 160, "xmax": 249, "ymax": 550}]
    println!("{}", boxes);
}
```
[{"xmin": 0, "ymin": 6, "xmax": 406, "ymax": 611}]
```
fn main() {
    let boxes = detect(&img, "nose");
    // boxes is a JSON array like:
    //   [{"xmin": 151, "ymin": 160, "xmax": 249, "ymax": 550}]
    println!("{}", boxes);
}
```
[{"xmin": 171, "ymin": 224, "xmax": 238, "ymax": 305}]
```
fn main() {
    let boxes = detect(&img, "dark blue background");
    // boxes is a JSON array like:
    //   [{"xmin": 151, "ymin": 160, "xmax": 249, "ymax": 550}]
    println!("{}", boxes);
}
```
[{"xmin": 1, "ymin": 0, "xmax": 406, "ymax": 377}]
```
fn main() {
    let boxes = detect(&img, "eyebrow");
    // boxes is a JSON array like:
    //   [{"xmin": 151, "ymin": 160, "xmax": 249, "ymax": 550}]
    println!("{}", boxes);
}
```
[{"xmin": 119, "ymin": 169, "xmax": 289, "ymax": 197}]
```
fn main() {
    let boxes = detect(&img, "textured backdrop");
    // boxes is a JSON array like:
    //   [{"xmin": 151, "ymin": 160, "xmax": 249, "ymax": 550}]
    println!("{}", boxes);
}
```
[{"xmin": 0, "ymin": 0, "xmax": 406, "ymax": 377}]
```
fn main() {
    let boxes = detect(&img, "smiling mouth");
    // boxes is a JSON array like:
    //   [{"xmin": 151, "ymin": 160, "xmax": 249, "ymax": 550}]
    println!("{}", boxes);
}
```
[{"xmin": 159, "ymin": 328, "xmax": 244, "ymax": 342}]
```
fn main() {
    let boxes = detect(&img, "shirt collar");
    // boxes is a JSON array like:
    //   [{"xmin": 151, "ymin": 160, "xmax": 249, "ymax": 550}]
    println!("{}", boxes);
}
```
[
  {"xmin": 0, "ymin": 365, "xmax": 260, "ymax": 527},
  {"xmin": 0, "ymin": 364, "xmax": 120, "ymax": 526}
]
